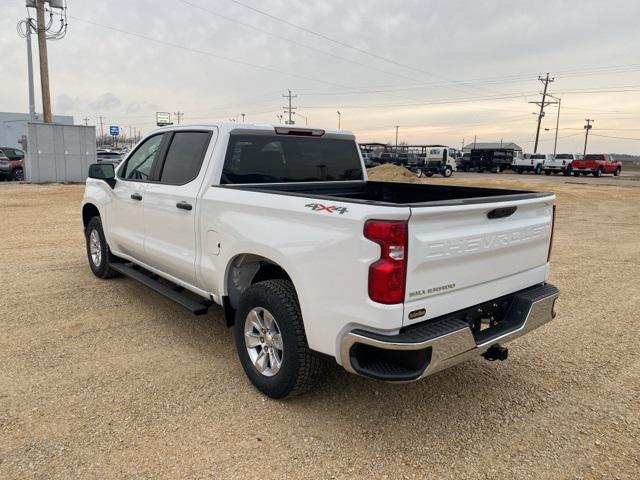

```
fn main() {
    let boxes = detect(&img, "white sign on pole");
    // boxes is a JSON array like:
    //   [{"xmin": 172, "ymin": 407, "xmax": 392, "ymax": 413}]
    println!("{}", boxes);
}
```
[{"xmin": 156, "ymin": 112, "xmax": 172, "ymax": 126}]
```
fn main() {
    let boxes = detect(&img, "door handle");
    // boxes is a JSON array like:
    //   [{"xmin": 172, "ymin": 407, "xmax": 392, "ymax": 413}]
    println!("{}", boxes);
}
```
[
  {"xmin": 176, "ymin": 201, "xmax": 193, "ymax": 211},
  {"xmin": 130, "ymin": 193, "xmax": 142, "ymax": 201}
]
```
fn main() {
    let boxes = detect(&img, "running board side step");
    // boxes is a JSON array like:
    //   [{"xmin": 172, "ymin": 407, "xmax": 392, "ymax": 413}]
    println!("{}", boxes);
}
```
[{"xmin": 109, "ymin": 262, "xmax": 210, "ymax": 315}]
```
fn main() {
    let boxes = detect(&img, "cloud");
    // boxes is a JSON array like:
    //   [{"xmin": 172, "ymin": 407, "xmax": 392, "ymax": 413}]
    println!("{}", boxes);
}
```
[{"xmin": 89, "ymin": 93, "xmax": 122, "ymax": 112}]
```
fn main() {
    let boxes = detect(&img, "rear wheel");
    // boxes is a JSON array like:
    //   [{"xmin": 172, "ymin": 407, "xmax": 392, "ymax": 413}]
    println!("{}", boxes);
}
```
[
  {"xmin": 85, "ymin": 217, "xmax": 120, "ymax": 279},
  {"xmin": 415, "ymin": 168, "xmax": 423, "ymax": 178},
  {"xmin": 234, "ymin": 279, "xmax": 322, "ymax": 398},
  {"xmin": 614, "ymin": 167, "xmax": 621, "ymax": 176},
  {"xmin": 534, "ymin": 164, "xmax": 542, "ymax": 175},
  {"xmin": 442, "ymin": 166, "xmax": 453, "ymax": 177},
  {"xmin": 593, "ymin": 168, "xmax": 602, "ymax": 177},
  {"xmin": 11, "ymin": 167, "xmax": 24, "ymax": 181}
]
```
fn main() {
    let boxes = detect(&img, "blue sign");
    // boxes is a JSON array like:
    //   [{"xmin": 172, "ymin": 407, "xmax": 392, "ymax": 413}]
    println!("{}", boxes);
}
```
[{"xmin": 109, "ymin": 125, "xmax": 120, "ymax": 136}]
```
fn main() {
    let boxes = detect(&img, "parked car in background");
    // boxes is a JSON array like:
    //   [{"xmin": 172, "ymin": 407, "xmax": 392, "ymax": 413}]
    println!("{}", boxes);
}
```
[
  {"xmin": 379, "ymin": 152, "xmax": 397, "ymax": 164},
  {"xmin": 570, "ymin": 154, "xmax": 621, "ymax": 177},
  {"xmin": 457, "ymin": 152, "xmax": 472, "ymax": 171},
  {"xmin": 415, "ymin": 147, "xmax": 457, "ymax": 177},
  {"xmin": 396, "ymin": 152, "xmax": 419, "ymax": 167},
  {"xmin": 0, "ymin": 147, "xmax": 25, "ymax": 181},
  {"xmin": 468, "ymin": 148, "xmax": 514, "ymax": 173},
  {"xmin": 512, "ymin": 153, "xmax": 550, "ymax": 174},
  {"xmin": 543, "ymin": 153, "xmax": 581, "ymax": 176},
  {"xmin": 97, "ymin": 150, "xmax": 124, "ymax": 164}
]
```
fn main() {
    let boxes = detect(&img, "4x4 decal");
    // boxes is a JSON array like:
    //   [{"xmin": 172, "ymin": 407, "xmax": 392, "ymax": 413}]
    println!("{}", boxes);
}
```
[{"xmin": 305, "ymin": 203, "xmax": 348, "ymax": 215}]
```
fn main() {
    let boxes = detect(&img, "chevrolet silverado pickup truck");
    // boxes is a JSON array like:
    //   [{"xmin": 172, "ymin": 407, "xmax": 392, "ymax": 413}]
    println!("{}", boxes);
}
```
[
  {"xmin": 571, "ymin": 153, "xmax": 621, "ymax": 177},
  {"xmin": 543, "ymin": 153, "xmax": 581, "ymax": 176},
  {"xmin": 82, "ymin": 123, "xmax": 559, "ymax": 398}
]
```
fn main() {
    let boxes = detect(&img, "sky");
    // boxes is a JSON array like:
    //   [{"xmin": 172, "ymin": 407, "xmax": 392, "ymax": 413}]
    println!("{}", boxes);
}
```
[{"xmin": 1, "ymin": 0, "xmax": 639, "ymax": 153}]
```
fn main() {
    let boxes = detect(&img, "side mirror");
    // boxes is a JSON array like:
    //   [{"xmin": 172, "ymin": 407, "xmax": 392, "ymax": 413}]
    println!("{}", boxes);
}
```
[{"xmin": 88, "ymin": 163, "xmax": 116, "ymax": 188}]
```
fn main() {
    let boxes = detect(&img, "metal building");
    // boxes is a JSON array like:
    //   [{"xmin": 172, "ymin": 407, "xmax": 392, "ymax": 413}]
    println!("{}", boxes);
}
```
[{"xmin": 0, "ymin": 111, "xmax": 74, "ymax": 149}]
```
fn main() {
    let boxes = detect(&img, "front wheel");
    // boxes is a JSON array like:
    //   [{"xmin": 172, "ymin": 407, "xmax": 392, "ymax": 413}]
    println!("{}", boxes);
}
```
[
  {"xmin": 442, "ymin": 166, "xmax": 453, "ymax": 177},
  {"xmin": 593, "ymin": 168, "xmax": 602, "ymax": 177},
  {"xmin": 415, "ymin": 168, "xmax": 423, "ymax": 178},
  {"xmin": 614, "ymin": 167, "xmax": 621, "ymax": 176},
  {"xmin": 85, "ymin": 216, "xmax": 120, "ymax": 279},
  {"xmin": 11, "ymin": 167, "xmax": 24, "ymax": 181},
  {"xmin": 534, "ymin": 165, "xmax": 542, "ymax": 175},
  {"xmin": 234, "ymin": 279, "xmax": 322, "ymax": 398}
]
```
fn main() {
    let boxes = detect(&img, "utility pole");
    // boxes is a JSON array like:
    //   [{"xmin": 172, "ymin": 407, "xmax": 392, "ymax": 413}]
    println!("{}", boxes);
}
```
[
  {"xmin": 173, "ymin": 111, "xmax": 184, "ymax": 124},
  {"xmin": 461, "ymin": 138, "xmax": 464, "ymax": 151},
  {"xmin": 82, "ymin": 117, "xmax": 89, "ymax": 126},
  {"xmin": 35, "ymin": 0, "xmax": 52, "ymax": 123},
  {"xmin": 583, "ymin": 119, "xmax": 593, "ymax": 156},
  {"xmin": 529, "ymin": 73, "xmax": 556, "ymax": 153},
  {"xmin": 337, "ymin": 111, "xmax": 341, "ymax": 129},
  {"xmin": 282, "ymin": 90, "xmax": 297, "ymax": 125},
  {"xmin": 241, "ymin": 113, "xmax": 245, "ymax": 123},
  {"xmin": 98, "ymin": 116, "xmax": 104, "ymax": 147},
  {"xmin": 394, "ymin": 125, "xmax": 399, "ymax": 150},
  {"xmin": 473, "ymin": 135, "xmax": 477, "ymax": 149}
]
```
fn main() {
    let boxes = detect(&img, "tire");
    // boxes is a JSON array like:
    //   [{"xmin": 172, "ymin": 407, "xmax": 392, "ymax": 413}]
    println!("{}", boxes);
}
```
[
  {"xmin": 544, "ymin": 170, "xmax": 551, "ymax": 176},
  {"xmin": 614, "ymin": 167, "xmax": 621, "ymax": 176},
  {"xmin": 573, "ymin": 172, "xmax": 580, "ymax": 176},
  {"xmin": 234, "ymin": 279, "xmax": 322, "ymax": 398},
  {"xmin": 534, "ymin": 165, "xmax": 542, "ymax": 175},
  {"xmin": 11, "ymin": 167, "xmax": 24, "ymax": 181},
  {"xmin": 425, "ymin": 171, "xmax": 434, "ymax": 177},
  {"xmin": 516, "ymin": 169, "xmax": 523, "ymax": 174},
  {"xmin": 416, "ymin": 168, "xmax": 423, "ymax": 178},
  {"xmin": 442, "ymin": 166, "xmax": 453, "ymax": 177},
  {"xmin": 85, "ymin": 216, "xmax": 120, "ymax": 279},
  {"xmin": 593, "ymin": 168, "xmax": 602, "ymax": 177}
]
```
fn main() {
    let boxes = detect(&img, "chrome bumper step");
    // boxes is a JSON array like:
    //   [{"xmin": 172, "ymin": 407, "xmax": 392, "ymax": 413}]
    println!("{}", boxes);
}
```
[{"xmin": 341, "ymin": 283, "xmax": 559, "ymax": 381}]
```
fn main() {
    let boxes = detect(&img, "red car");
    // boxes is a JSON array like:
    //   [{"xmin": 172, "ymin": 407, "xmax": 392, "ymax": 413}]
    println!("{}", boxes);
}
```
[
  {"xmin": 0, "ymin": 147, "xmax": 25, "ymax": 181},
  {"xmin": 571, "ymin": 154, "xmax": 622, "ymax": 177}
]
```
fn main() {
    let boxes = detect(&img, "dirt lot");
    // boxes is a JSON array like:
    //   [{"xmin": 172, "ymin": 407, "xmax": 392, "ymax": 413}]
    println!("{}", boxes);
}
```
[{"xmin": 1, "ymin": 172, "xmax": 639, "ymax": 479}]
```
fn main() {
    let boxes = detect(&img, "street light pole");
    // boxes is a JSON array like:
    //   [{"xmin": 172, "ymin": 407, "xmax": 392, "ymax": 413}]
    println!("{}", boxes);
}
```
[
  {"xmin": 337, "ymin": 111, "xmax": 341, "ymax": 129},
  {"xmin": 394, "ymin": 125, "xmax": 399, "ymax": 150},
  {"xmin": 25, "ymin": 20, "xmax": 37, "ymax": 122},
  {"xmin": 553, "ymin": 97, "xmax": 561, "ymax": 157}
]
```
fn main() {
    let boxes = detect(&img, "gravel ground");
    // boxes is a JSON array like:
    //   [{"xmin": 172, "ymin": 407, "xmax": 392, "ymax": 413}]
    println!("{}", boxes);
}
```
[{"xmin": 1, "ymin": 176, "xmax": 639, "ymax": 479}]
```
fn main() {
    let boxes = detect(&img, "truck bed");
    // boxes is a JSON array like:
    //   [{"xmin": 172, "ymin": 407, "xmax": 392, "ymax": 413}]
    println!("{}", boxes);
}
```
[{"xmin": 220, "ymin": 180, "xmax": 552, "ymax": 207}]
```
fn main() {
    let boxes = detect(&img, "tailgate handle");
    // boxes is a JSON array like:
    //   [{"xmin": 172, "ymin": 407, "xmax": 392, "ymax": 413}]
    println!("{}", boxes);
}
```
[{"xmin": 487, "ymin": 206, "xmax": 517, "ymax": 219}]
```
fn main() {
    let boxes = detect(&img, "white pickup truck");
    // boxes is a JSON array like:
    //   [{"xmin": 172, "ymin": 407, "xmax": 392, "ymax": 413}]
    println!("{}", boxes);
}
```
[{"xmin": 82, "ymin": 123, "xmax": 559, "ymax": 398}]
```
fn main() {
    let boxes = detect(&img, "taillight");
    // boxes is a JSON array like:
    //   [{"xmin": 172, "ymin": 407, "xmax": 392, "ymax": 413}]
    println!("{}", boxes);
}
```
[
  {"xmin": 364, "ymin": 220, "xmax": 408, "ymax": 304},
  {"xmin": 547, "ymin": 205, "xmax": 556, "ymax": 262}
]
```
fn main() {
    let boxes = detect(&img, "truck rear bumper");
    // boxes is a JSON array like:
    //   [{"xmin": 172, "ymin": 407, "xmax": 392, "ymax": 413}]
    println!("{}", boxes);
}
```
[{"xmin": 339, "ymin": 283, "xmax": 559, "ymax": 381}]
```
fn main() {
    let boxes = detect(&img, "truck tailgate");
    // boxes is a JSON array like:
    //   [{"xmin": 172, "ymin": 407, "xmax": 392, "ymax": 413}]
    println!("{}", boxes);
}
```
[{"xmin": 404, "ymin": 195, "xmax": 554, "ymax": 326}]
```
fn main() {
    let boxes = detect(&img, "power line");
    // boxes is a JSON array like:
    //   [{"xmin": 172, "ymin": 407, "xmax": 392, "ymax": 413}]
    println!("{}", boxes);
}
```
[
  {"xmin": 222, "ymin": 0, "xmax": 500, "ymax": 96},
  {"xmin": 67, "ymin": 15, "xmax": 371, "ymax": 92}
]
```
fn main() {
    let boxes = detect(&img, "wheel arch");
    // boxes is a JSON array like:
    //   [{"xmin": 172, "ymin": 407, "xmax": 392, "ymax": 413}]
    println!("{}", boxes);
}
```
[
  {"xmin": 82, "ymin": 203, "xmax": 101, "ymax": 230},
  {"xmin": 223, "ymin": 253, "xmax": 297, "ymax": 326}
]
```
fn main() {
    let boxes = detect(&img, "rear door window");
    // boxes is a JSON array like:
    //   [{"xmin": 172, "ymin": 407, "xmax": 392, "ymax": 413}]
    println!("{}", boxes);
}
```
[{"xmin": 159, "ymin": 131, "xmax": 212, "ymax": 185}]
